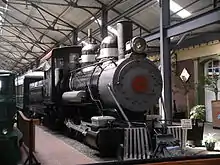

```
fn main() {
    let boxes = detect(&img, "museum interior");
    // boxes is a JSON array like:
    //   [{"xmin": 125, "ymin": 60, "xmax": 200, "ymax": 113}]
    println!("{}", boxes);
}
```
[{"xmin": 0, "ymin": 0, "xmax": 220, "ymax": 165}]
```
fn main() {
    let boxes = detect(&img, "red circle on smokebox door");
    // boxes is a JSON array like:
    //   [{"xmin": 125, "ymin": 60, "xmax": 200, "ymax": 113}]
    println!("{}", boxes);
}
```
[{"xmin": 132, "ymin": 76, "xmax": 148, "ymax": 93}]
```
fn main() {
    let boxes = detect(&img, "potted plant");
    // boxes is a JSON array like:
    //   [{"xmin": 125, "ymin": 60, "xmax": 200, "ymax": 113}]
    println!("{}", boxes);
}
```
[
  {"xmin": 204, "ymin": 73, "xmax": 220, "ymax": 128},
  {"xmin": 187, "ymin": 105, "xmax": 205, "ymax": 147},
  {"xmin": 203, "ymin": 133, "xmax": 217, "ymax": 151},
  {"xmin": 189, "ymin": 105, "xmax": 206, "ymax": 121}
]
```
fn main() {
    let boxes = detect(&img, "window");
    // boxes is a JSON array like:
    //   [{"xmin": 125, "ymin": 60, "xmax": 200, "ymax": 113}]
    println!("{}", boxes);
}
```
[
  {"xmin": 0, "ymin": 76, "xmax": 10, "ymax": 95},
  {"xmin": 207, "ymin": 60, "xmax": 220, "ymax": 76}
]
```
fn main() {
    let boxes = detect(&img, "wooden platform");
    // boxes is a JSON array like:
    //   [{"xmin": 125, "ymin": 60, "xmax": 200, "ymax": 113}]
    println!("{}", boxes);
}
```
[
  {"xmin": 21, "ymin": 126, "xmax": 96, "ymax": 165},
  {"xmin": 19, "ymin": 122, "xmax": 220, "ymax": 165},
  {"xmin": 86, "ymin": 156, "xmax": 220, "ymax": 165}
]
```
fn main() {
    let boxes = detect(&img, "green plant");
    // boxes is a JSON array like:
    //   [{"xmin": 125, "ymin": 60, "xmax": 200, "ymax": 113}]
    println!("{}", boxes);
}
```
[
  {"xmin": 203, "ymin": 133, "xmax": 217, "ymax": 144},
  {"xmin": 189, "ymin": 105, "xmax": 205, "ymax": 121},
  {"xmin": 203, "ymin": 133, "xmax": 217, "ymax": 151},
  {"xmin": 204, "ymin": 73, "xmax": 220, "ymax": 101}
]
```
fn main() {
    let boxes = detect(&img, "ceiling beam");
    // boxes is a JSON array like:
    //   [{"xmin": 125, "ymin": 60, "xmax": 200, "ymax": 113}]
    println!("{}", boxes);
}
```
[
  {"xmin": 78, "ymin": 0, "xmax": 154, "ymax": 43},
  {"xmin": 10, "ymin": 0, "xmax": 102, "ymax": 9},
  {"xmin": 95, "ymin": 0, "xmax": 152, "ymax": 33},
  {"xmin": 144, "ymin": 7, "xmax": 220, "ymax": 42},
  {"xmin": 58, "ymin": 0, "xmax": 125, "ymax": 45},
  {"xmin": 78, "ymin": 0, "xmax": 124, "ymax": 31},
  {"xmin": 0, "ymin": 44, "xmax": 31, "ymax": 62},
  {"xmin": 172, "ymin": 32, "xmax": 220, "ymax": 49},
  {"xmin": 4, "ymin": 11, "xmax": 58, "ymax": 45},
  {"xmin": 0, "ymin": 35, "xmax": 39, "ymax": 58},
  {"xmin": 30, "ymin": 2, "xmax": 100, "ymax": 43}
]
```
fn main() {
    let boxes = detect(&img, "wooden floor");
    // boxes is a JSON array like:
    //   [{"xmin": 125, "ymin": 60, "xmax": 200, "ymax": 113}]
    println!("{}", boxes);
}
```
[{"xmin": 20, "ymin": 126, "xmax": 96, "ymax": 165}]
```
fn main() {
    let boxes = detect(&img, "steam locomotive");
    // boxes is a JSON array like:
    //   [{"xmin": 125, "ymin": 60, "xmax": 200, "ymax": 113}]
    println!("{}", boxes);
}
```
[{"xmin": 16, "ymin": 21, "xmax": 175, "ymax": 159}]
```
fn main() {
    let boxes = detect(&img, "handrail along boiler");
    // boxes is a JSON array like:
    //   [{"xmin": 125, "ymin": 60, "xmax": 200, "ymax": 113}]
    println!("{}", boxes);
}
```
[{"xmin": 18, "ymin": 21, "xmax": 172, "ymax": 158}]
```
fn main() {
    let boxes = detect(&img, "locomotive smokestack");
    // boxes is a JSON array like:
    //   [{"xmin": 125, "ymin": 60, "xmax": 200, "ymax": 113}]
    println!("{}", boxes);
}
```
[{"xmin": 117, "ymin": 20, "xmax": 132, "ymax": 60}]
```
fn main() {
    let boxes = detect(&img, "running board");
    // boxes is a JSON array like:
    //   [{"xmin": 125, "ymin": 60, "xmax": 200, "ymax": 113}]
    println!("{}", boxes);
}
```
[{"xmin": 65, "ymin": 120, "xmax": 88, "ymax": 135}]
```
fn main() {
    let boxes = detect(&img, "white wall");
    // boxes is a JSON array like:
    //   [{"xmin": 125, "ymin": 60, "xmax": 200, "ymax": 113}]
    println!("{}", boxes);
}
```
[
  {"xmin": 204, "ymin": 89, "xmax": 214, "ymax": 122},
  {"xmin": 176, "ymin": 40, "xmax": 220, "ymax": 61},
  {"xmin": 149, "ymin": 40, "xmax": 220, "ymax": 62}
]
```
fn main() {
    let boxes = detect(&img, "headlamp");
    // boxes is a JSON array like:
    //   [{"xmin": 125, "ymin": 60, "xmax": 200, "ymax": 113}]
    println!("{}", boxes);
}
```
[
  {"xmin": 2, "ymin": 128, "xmax": 8, "ymax": 135},
  {"xmin": 131, "ymin": 37, "xmax": 147, "ymax": 54}
]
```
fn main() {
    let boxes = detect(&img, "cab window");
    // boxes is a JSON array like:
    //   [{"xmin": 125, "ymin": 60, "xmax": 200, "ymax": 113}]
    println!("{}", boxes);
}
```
[{"xmin": 0, "ymin": 75, "xmax": 11, "ymax": 95}]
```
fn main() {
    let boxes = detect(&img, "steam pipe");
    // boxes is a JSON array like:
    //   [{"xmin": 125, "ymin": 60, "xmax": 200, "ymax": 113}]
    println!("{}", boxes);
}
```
[
  {"xmin": 107, "ymin": 84, "xmax": 131, "ymax": 127},
  {"xmin": 117, "ymin": 20, "xmax": 133, "ymax": 60}
]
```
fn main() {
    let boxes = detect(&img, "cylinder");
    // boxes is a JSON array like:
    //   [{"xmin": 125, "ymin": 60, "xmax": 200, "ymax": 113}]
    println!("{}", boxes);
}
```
[{"xmin": 117, "ymin": 20, "xmax": 132, "ymax": 60}]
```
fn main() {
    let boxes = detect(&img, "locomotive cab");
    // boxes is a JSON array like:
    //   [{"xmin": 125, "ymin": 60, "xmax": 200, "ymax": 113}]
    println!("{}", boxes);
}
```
[{"xmin": 39, "ymin": 46, "xmax": 82, "ymax": 104}]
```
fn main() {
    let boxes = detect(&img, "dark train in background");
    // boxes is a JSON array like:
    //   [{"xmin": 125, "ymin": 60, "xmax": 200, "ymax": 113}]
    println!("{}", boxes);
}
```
[
  {"xmin": 0, "ymin": 70, "xmax": 22, "ymax": 164},
  {"xmin": 15, "ymin": 21, "xmax": 176, "ymax": 159}
]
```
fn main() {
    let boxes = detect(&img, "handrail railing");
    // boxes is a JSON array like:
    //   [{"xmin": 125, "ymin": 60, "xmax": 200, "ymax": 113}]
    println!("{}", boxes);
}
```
[
  {"xmin": 17, "ymin": 111, "xmax": 39, "ymax": 151},
  {"xmin": 17, "ymin": 110, "xmax": 41, "ymax": 165}
]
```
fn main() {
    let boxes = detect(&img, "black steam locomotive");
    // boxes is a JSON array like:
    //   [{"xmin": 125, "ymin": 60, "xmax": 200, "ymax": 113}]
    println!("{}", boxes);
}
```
[{"xmin": 16, "ymin": 21, "xmax": 176, "ymax": 159}]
